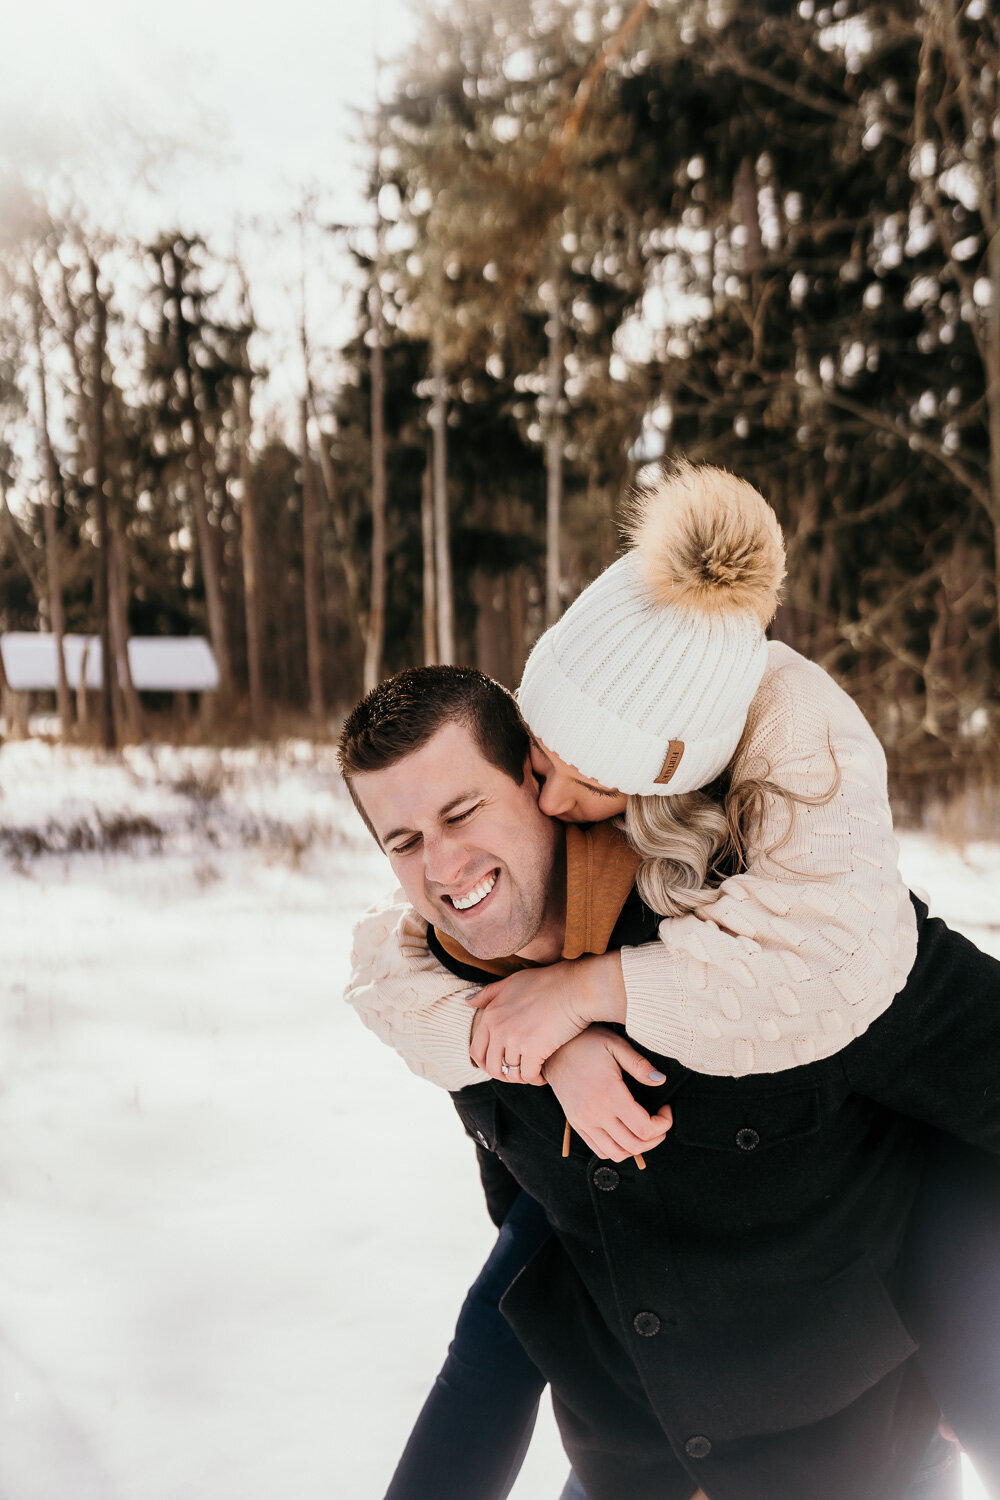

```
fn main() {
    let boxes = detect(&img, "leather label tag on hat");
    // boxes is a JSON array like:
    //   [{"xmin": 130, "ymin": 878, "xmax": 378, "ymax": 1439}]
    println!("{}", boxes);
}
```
[{"xmin": 654, "ymin": 740, "xmax": 685, "ymax": 786}]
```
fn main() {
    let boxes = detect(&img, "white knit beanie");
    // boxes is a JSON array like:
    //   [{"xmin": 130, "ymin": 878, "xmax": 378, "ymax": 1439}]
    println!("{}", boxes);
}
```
[{"xmin": 517, "ymin": 463, "xmax": 786, "ymax": 798}]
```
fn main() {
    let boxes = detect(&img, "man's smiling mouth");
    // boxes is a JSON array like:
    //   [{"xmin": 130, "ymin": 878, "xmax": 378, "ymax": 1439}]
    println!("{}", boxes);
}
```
[{"xmin": 447, "ymin": 869, "xmax": 498, "ymax": 912}]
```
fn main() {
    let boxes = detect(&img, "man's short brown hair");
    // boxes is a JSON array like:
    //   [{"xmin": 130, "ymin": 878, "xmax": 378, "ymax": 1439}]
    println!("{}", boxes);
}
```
[{"xmin": 338, "ymin": 666, "xmax": 530, "ymax": 841}]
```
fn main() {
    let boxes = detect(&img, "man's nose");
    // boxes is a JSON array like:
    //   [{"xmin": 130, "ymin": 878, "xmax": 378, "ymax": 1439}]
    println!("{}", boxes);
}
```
[{"xmin": 423, "ymin": 832, "xmax": 469, "ymax": 888}]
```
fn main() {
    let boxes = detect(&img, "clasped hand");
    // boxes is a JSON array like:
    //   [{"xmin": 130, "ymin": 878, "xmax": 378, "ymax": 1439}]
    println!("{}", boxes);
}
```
[
  {"xmin": 467, "ymin": 960, "xmax": 671, "ymax": 1163},
  {"xmin": 467, "ymin": 959, "xmax": 595, "ymax": 1084},
  {"xmin": 545, "ymin": 1027, "xmax": 672, "ymax": 1162}
]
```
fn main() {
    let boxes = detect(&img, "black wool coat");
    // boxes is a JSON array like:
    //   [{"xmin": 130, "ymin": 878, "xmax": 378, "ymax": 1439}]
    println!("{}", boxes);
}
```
[{"xmin": 433, "ymin": 896, "xmax": 1000, "ymax": 1500}]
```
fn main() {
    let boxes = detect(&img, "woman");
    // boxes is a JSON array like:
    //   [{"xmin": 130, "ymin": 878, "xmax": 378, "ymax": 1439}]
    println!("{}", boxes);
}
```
[{"xmin": 347, "ymin": 462, "xmax": 997, "ymax": 1498}]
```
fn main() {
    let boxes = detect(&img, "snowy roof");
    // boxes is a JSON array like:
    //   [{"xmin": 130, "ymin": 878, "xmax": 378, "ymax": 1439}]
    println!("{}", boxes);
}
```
[{"xmin": 0, "ymin": 634, "xmax": 220, "ymax": 692}]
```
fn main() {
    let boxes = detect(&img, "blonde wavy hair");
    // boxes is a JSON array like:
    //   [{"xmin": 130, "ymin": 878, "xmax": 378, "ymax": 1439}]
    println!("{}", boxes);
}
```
[{"xmin": 621, "ymin": 712, "xmax": 840, "ymax": 919}]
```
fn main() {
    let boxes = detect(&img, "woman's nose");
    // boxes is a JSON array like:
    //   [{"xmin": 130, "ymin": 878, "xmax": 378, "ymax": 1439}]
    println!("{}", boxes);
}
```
[{"xmin": 537, "ymin": 777, "xmax": 573, "ymax": 820}]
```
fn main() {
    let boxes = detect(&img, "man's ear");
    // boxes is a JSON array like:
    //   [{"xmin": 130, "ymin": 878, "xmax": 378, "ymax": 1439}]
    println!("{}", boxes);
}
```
[{"xmin": 524, "ymin": 753, "xmax": 543, "ymax": 801}]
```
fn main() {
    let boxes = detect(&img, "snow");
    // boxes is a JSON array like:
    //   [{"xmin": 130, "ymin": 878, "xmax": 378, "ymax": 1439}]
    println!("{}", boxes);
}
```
[{"xmin": 0, "ymin": 741, "xmax": 996, "ymax": 1499}]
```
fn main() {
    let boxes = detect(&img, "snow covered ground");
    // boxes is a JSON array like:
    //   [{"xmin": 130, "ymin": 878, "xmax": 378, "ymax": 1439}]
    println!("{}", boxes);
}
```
[{"xmin": 0, "ymin": 740, "xmax": 996, "ymax": 1500}]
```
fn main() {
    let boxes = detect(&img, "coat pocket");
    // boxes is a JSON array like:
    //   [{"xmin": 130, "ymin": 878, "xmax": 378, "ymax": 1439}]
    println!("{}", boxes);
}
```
[
  {"xmin": 672, "ymin": 1083, "xmax": 822, "ymax": 1154},
  {"xmin": 656, "ymin": 1253, "xmax": 919, "ymax": 1442}
]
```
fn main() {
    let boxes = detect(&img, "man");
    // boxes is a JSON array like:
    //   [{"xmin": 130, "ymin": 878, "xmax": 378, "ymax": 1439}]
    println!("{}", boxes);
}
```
[{"xmin": 340, "ymin": 665, "xmax": 994, "ymax": 1500}]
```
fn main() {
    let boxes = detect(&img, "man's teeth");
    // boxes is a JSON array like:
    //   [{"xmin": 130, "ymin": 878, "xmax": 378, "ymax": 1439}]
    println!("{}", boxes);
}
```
[{"xmin": 452, "ymin": 871, "xmax": 497, "ymax": 911}]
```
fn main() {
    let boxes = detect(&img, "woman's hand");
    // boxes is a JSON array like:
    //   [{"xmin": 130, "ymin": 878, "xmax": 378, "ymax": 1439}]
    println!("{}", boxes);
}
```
[
  {"xmin": 544, "ymin": 1027, "xmax": 672, "ymax": 1162},
  {"xmin": 467, "ymin": 954, "xmax": 626, "ymax": 1084}
]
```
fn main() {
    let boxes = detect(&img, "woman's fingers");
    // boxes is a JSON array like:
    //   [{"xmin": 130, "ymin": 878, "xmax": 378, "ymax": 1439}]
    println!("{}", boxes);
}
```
[
  {"xmin": 617, "ymin": 1099, "xmax": 672, "ymax": 1146},
  {"xmin": 610, "ymin": 1114, "xmax": 669, "ymax": 1156},
  {"xmin": 571, "ymin": 1093, "xmax": 670, "ymax": 1158},
  {"xmin": 600, "ymin": 1037, "xmax": 673, "ymax": 1143},
  {"xmin": 470, "ymin": 1015, "xmax": 503, "ymax": 1077},
  {"xmin": 469, "ymin": 1014, "xmax": 488, "ymax": 1070},
  {"xmin": 606, "ymin": 1035, "xmax": 668, "ymax": 1089},
  {"xmin": 614, "ymin": 1086, "xmax": 673, "ymax": 1141},
  {"xmin": 475, "ymin": 1023, "xmax": 532, "ymax": 1084},
  {"xmin": 577, "ymin": 1122, "xmax": 665, "ymax": 1162},
  {"xmin": 484, "ymin": 1033, "xmax": 507, "ymax": 1081},
  {"xmin": 587, "ymin": 1127, "xmax": 631, "ymax": 1163},
  {"xmin": 465, "ymin": 982, "xmax": 499, "ymax": 1009}
]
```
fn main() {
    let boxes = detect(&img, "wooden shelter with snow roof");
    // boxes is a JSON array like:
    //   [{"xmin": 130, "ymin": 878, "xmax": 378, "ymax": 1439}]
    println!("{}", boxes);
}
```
[{"xmin": 0, "ymin": 634, "xmax": 219, "ymax": 735}]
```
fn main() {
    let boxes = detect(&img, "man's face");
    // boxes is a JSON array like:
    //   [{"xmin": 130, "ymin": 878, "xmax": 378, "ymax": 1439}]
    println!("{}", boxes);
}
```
[{"xmin": 352, "ymin": 720, "xmax": 563, "ymax": 961}]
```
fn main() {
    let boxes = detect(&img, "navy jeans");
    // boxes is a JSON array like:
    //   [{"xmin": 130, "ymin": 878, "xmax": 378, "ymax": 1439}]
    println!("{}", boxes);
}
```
[
  {"xmin": 383, "ymin": 1191, "xmax": 550, "ymax": 1500},
  {"xmin": 385, "ymin": 1138, "xmax": 998, "ymax": 1500}
]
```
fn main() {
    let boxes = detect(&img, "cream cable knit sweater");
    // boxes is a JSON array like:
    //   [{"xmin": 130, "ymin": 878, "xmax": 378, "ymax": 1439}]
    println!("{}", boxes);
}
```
[{"xmin": 345, "ymin": 643, "xmax": 918, "ymax": 1087}]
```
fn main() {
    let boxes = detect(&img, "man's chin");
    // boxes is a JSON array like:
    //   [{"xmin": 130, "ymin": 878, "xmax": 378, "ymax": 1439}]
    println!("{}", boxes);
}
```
[{"xmin": 435, "ymin": 910, "xmax": 515, "ymax": 961}]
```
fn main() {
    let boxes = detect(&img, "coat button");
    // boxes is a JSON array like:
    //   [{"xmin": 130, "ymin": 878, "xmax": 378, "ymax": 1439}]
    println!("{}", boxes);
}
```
[
  {"xmin": 685, "ymin": 1435, "xmax": 712, "ymax": 1459},
  {"xmin": 633, "ymin": 1311, "xmax": 661, "ymax": 1338},
  {"xmin": 735, "ymin": 1127, "xmax": 760, "ymax": 1151},
  {"xmin": 593, "ymin": 1166, "xmax": 620, "ymax": 1192}
]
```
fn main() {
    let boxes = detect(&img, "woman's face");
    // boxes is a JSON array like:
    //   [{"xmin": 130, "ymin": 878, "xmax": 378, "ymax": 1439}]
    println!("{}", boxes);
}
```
[{"xmin": 529, "ymin": 737, "xmax": 628, "ymax": 824}]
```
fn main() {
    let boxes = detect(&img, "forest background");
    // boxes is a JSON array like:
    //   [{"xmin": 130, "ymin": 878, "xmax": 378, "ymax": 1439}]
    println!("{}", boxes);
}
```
[{"xmin": 2, "ymin": 0, "xmax": 998, "ymax": 822}]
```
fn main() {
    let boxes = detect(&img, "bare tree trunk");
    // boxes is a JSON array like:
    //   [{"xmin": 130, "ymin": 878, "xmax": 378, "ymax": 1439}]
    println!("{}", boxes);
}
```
[
  {"xmin": 309, "ymin": 395, "xmax": 364, "ymax": 630},
  {"xmin": 108, "ymin": 517, "xmax": 142, "ymax": 738},
  {"xmin": 988, "ymin": 221, "xmax": 1000, "ymax": 650},
  {"xmin": 76, "ymin": 642, "xmax": 91, "ymax": 731},
  {"xmin": 41, "ymin": 500, "xmax": 72, "ymax": 731},
  {"xmin": 421, "ymin": 453, "xmax": 437, "ymax": 665},
  {"xmin": 432, "ymin": 342, "xmax": 455, "ymax": 663},
  {"xmin": 88, "ymin": 256, "xmax": 115, "ymax": 750},
  {"xmin": 915, "ymin": 6, "xmax": 1000, "ymax": 651},
  {"xmin": 475, "ymin": 571, "xmax": 511, "ymax": 682},
  {"xmin": 505, "ymin": 495, "xmax": 528, "ymax": 686},
  {"xmin": 544, "ymin": 278, "xmax": 564, "ymax": 628},
  {"xmin": 58, "ymin": 256, "xmax": 89, "ymax": 489},
  {"xmin": 735, "ymin": 156, "xmax": 764, "ymax": 273},
  {"xmin": 232, "ymin": 264, "xmax": 268, "ymax": 731},
  {"xmin": 186, "ymin": 421, "xmax": 232, "ymax": 702},
  {"xmin": 364, "ymin": 277, "xmax": 387, "ymax": 693},
  {"xmin": 507, "ymin": 566, "xmax": 528, "ymax": 686},
  {"xmin": 473, "ymin": 486, "xmax": 512, "ymax": 682},
  {"xmin": 187, "ymin": 431, "xmax": 233, "ymax": 706},
  {"xmin": 167, "ymin": 247, "xmax": 235, "ymax": 707},
  {"xmin": 2, "ymin": 687, "xmax": 29, "ymax": 739},
  {"xmin": 236, "ymin": 376, "xmax": 266, "ymax": 732},
  {"xmin": 28, "ymin": 268, "xmax": 72, "ymax": 738},
  {"xmin": 299, "ymin": 395, "xmax": 325, "ymax": 720}
]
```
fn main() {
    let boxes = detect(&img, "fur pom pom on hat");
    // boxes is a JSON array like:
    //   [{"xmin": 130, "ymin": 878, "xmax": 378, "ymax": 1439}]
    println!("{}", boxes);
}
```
[
  {"xmin": 625, "ymin": 461, "xmax": 785, "ymax": 626},
  {"xmin": 517, "ymin": 464, "xmax": 786, "ymax": 798}
]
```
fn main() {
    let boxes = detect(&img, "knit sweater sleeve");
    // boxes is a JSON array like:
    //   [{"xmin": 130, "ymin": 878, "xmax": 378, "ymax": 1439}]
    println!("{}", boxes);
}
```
[
  {"xmin": 619, "ymin": 646, "xmax": 918, "ymax": 1076},
  {"xmin": 344, "ymin": 890, "xmax": 484, "ymax": 1091}
]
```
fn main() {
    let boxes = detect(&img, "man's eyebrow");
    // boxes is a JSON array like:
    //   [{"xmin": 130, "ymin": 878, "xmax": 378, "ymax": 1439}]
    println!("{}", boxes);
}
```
[{"xmin": 382, "ymin": 792, "xmax": 481, "ymax": 846}]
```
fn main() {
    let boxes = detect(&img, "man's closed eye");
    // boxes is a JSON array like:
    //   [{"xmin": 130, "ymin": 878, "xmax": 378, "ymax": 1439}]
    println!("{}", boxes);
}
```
[{"xmin": 446, "ymin": 803, "xmax": 482, "ymax": 824}]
